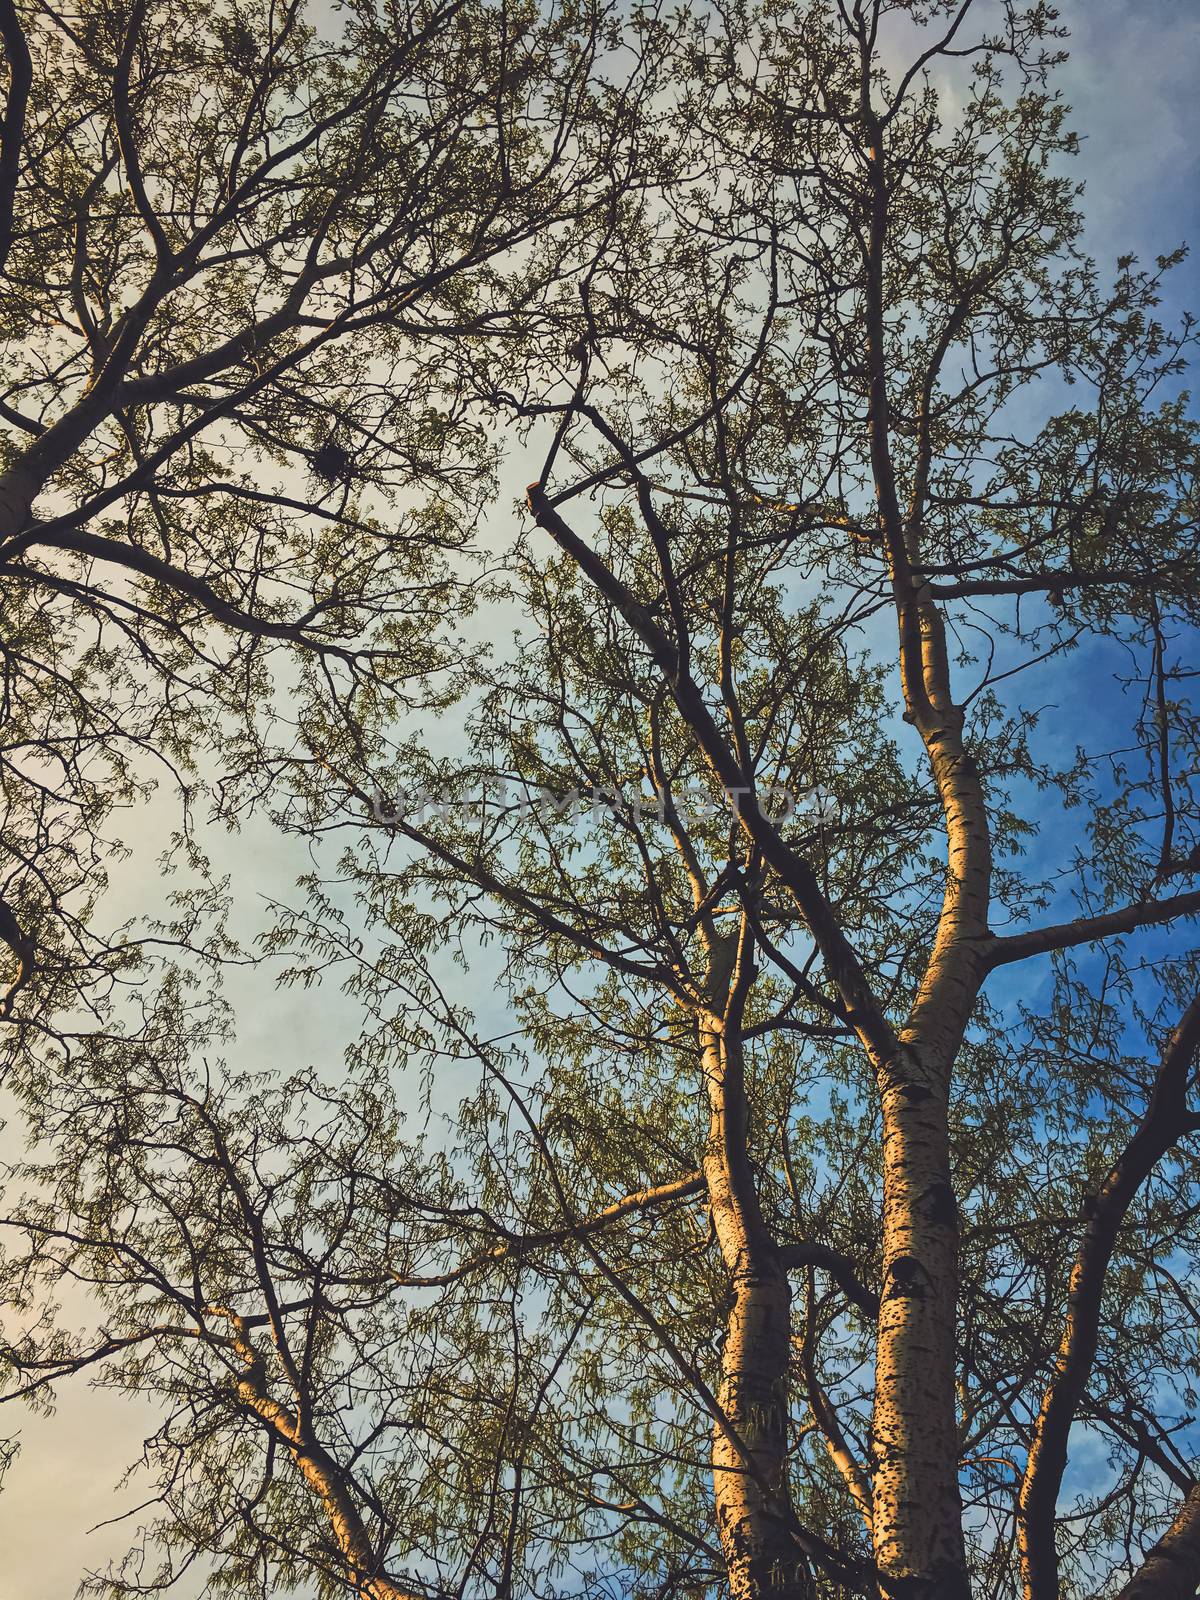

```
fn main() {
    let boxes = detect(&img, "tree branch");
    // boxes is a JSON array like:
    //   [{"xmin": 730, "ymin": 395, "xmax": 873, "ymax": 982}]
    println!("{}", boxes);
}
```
[
  {"xmin": 1018, "ymin": 997, "xmax": 1200, "ymax": 1600},
  {"xmin": 389, "ymin": 1171, "xmax": 706, "ymax": 1287},
  {"xmin": 1114, "ymin": 1484, "xmax": 1200, "ymax": 1600},
  {"xmin": 989, "ymin": 890, "xmax": 1200, "ymax": 967},
  {"xmin": 0, "ymin": 0, "xmax": 31, "ymax": 274},
  {"xmin": 526, "ymin": 481, "xmax": 903, "ymax": 1080},
  {"xmin": 778, "ymin": 1240, "xmax": 880, "ymax": 1321}
]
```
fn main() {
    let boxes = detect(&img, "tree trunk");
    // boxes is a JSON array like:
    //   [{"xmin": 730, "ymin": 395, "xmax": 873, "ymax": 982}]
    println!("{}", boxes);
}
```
[
  {"xmin": 856, "ymin": 66, "xmax": 987, "ymax": 1591},
  {"xmin": 700, "ymin": 954, "xmax": 809, "ymax": 1600},
  {"xmin": 871, "ymin": 1060, "xmax": 968, "ymax": 1600},
  {"xmin": 712, "ymin": 1254, "xmax": 807, "ymax": 1600}
]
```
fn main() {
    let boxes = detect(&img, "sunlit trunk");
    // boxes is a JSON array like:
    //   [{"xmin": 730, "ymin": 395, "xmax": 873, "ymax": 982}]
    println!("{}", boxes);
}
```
[
  {"xmin": 227, "ymin": 1316, "xmax": 418, "ymax": 1600},
  {"xmin": 700, "ymin": 996, "xmax": 808, "ymax": 1600},
  {"xmin": 871, "ymin": 1063, "xmax": 968, "ymax": 1600}
]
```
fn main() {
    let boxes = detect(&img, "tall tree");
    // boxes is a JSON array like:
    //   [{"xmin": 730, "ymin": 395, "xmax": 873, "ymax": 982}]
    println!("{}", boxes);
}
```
[{"xmin": 3, "ymin": 4, "xmax": 1200, "ymax": 1600}]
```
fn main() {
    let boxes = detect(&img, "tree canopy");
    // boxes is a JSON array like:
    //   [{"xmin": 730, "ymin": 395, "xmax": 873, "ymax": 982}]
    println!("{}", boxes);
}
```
[
  {"xmin": 0, "ymin": 0, "xmax": 635, "ymax": 1039},
  {"xmin": 2, "ymin": 3, "xmax": 1199, "ymax": 1600}
]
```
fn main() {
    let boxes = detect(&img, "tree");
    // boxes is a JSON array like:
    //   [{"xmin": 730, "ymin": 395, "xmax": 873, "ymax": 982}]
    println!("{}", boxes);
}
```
[
  {"xmin": 0, "ymin": 0, "xmax": 630, "ymax": 1047},
  {"xmin": 3, "ymin": 3, "xmax": 1200, "ymax": 1600}
]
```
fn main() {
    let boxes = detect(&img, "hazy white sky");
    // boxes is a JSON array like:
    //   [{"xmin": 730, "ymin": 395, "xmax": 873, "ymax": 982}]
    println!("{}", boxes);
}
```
[{"xmin": 1, "ymin": 3, "xmax": 1198, "ymax": 1595}]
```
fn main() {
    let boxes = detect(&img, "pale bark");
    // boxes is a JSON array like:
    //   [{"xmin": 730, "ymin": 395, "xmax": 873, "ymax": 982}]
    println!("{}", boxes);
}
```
[
  {"xmin": 869, "ymin": 651, "xmax": 988, "ymax": 1600},
  {"xmin": 870, "ymin": 1060, "xmax": 968, "ymax": 1600},
  {"xmin": 216, "ymin": 1310, "xmax": 422, "ymax": 1600},
  {"xmin": 527, "ymin": 93, "xmax": 997, "ymax": 1579},
  {"xmin": 873, "ymin": 569, "xmax": 989, "ymax": 1600},
  {"xmin": 529, "ymin": 422, "xmax": 979, "ymax": 1595},
  {"xmin": 859, "ymin": 71, "xmax": 989, "ymax": 1587},
  {"xmin": 702, "ymin": 931, "xmax": 809, "ymax": 1600}
]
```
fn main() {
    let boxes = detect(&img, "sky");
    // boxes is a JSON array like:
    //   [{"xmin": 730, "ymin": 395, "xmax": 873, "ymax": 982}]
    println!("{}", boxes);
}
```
[{"xmin": 1, "ymin": 1, "xmax": 1199, "ymax": 1595}]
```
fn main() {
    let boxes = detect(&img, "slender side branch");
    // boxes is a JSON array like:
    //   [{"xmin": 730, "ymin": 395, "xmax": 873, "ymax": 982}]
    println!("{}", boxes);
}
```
[
  {"xmin": 777, "ymin": 1241, "xmax": 880, "ymax": 1321},
  {"xmin": 390, "ymin": 1171, "xmax": 706, "ymax": 1287},
  {"xmin": 213, "ymin": 1309, "xmax": 432, "ymax": 1600},
  {"xmin": 990, "ymin": 891, "xmax": 1200, "ymax": 967},
  {"xmin": 797, "ymin": 1270, "xmax": 874, "ymax": 1533},
  {"xmin": 525, "ymin": 481, "xmax": 902, "ymax": 1077}
]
